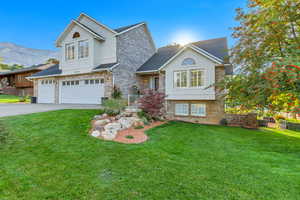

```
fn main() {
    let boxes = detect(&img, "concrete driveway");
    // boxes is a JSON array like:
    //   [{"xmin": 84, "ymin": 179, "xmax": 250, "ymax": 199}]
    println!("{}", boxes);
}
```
[{"xmin": 0, "ymin": 103, "xmax": 101, "ymax": 117}]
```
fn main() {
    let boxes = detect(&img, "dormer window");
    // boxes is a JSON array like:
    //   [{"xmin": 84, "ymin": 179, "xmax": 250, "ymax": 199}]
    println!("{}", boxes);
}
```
[
  {"xmin": 65, "ymin": 43, "xmax": 75, "ymax": 60},
  {"xmin": 78, "ymin": 40, "xmax": 89, "ymax": 59},
  {"xmin": 72, "ymin": 32, "xmax": 80, "ymax": 39},
  {"xmin": 182, "ymin": 58, "xmax": 196, "ymax": 66}
]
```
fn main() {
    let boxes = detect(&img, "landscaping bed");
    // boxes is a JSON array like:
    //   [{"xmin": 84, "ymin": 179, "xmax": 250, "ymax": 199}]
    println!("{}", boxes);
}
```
[{"xmin": 0, "ymin": 110, "xmax": 300, "ymax": 199}]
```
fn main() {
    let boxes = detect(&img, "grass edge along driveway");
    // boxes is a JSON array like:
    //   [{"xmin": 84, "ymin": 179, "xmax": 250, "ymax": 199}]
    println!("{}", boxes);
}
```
[
  {"xmin": 0, "ymin": 94, "xmax": 29, "ymax": 103},
  {"xmin": 0, "ymin": 109, "xmax": 300, "ymax": 200}
]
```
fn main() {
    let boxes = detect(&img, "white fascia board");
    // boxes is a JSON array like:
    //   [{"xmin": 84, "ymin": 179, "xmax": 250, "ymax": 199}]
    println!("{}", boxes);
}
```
[
  {"xmin": 135, "ymin": 70, "xmax": 159, "ymax": 74},
  {"xmin": 78, "ymin": 13, "xmax": 117, "ymax": 34},
  {"xmin": 158, "ymin": 45, "xmax": 223, "ymax": 71},
  {"xmin": 73, "ymin": 20, "xmax": 105, "ymax": 41},
  {"xmin": 55, "ymin": 20, "xmax": 105, "ymax": 47},
  {"xmin": 28, "ymin": 69, "xmax": 109, "ymax": 80},
  {"xmin": 55, "ymin": 20, "xmax": 74, "ymax": 47}
]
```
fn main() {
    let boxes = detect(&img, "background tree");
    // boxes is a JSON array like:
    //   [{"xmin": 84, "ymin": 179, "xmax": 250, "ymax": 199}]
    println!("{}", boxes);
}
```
[
  {"xmin": 223, "ymin": 0, "xmax": 300, "ymax": 117},
  {"xmin": 46, "ymin": 58, "xmax": 59, "ymax": 64}
]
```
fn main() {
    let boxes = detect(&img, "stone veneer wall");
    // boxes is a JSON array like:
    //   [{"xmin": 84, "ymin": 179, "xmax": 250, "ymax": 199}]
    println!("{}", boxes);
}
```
[
  {"xmin": 114, "ymin": 25, "xmax": 156, "ymax": 97},
  {"xmin": 225, "ymin": 113, "xmax": 258, "ymax": 129},
  {"xmin": 34, "ymin": 71, "xmax": 112, "ymax": 104},
  {"xmin": 166, "ymin": 100, "xmax": 225, "ymax": 124},
  {"xmin": 165, "ymin": 66, "xmax": 226, "ymax": 124}
]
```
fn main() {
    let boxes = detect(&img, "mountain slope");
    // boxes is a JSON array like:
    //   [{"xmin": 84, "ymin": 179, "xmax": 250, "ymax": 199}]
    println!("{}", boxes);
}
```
[{"xmin": 0, "ymin": 42, "xmax": 59, "ymax": 67}]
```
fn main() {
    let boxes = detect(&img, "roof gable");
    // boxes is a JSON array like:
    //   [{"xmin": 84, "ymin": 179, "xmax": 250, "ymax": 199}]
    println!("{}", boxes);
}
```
[
  {"xmin": 55, "ymin": 20, "xmax": 105, "ymax": 47},
  {"xmin": 137, "ymin": 37, "xmax": 230, "ymax": 73}
]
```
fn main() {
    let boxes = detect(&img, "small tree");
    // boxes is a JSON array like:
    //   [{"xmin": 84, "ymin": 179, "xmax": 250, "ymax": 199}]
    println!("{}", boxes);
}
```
[{"xmin": 138, "ymin": 89, "xmax": 166, "ymax": 119}]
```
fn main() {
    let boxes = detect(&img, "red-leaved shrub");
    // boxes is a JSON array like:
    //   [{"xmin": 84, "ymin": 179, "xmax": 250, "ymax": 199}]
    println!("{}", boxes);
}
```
[{"xmin": 138, "ymin": 89, "xmax": 166, "ymax": 119}]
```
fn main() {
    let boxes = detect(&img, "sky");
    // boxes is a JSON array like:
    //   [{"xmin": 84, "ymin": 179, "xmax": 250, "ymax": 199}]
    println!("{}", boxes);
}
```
[{"xmin": 0, "ymin": 0, "xmax": 247, "ymax": 51}]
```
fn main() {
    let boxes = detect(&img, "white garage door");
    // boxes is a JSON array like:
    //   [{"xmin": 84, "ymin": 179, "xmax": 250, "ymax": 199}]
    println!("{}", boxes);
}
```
[
  {"xmin": 38, "ymin": 79, "xmax": 55, "ymax": 103},
  {"xmin": 60, "ymin": 78, "xmax": 105, "ymax": 104}
]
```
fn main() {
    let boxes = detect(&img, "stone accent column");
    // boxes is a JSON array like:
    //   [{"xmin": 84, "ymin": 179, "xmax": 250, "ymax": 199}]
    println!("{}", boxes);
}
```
[
  {"xmin": 33, "ymin": 79, "xmax": 38, "ymax": 97},
  {"xmin": 54, "ymin": 78, "xmax": 60, "ymax": 104},
  {"xmin": 159, "ymin": 72, "xmax": 165, "ymax": 93}
]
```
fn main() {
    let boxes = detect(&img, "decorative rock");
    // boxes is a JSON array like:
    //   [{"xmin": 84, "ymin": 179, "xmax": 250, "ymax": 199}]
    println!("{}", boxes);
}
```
[
  {"xmin": 93, "ymin": 115, "xmax": 103, "ymax": 120},
  {"xmin": 101, "ymin": 130, "xmax": 118, "ymax": 140},
  {"xmin": 94, "ymin": 125, "xmax": 105, "ymax": 132},
  {"xmin": 91, "ymin": 130, "xmax": 101, "ymax": 137},
  {"xmin": 118, "ymin": 117, "xmax": 139, "ymax": 129},
  {"xmin": 104, "ymin": 122, "xmax": 122, "ymax": 131},
  {"xmin": 125, "ymin": 107, "xmax": 141, "ymax": 113},
  {"xmin": 101, "ymin": 113, "xmax": 108, "ymax": 118},
  {"xmin": 94, "ymin": 119, "xmax": 110, "ymax": 126}
]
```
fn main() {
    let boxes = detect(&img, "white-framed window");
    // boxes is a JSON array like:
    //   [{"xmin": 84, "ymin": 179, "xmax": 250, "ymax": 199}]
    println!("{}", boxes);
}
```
[
  {"xmin": 182, "ymin": 58, "xmax": 196, "ymax": 65},
  {"xmin": 174, "ymin": 71, "xmax": 188, "ymax": 88},
  {"xmin": 65, "ymin": 43, "xmax": 75, "ymax": 60},
  {"xmin": 78, "ymin": 40, "xmax": 89, "ymax": 59},
  {"xmin": 191, "ymin": 104, "xmax": 206, "ymax": 116},
  {"xmin": 190, "ymin": 70, "xmax": 204, "ymax": 87},
  {"xmin": 175, "ymin": 104, "xmax": 189, "ymax": 116}
]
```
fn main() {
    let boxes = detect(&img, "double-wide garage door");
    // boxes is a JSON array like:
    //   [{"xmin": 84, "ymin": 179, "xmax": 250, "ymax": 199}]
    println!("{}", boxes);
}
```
[
  {"xmin": 38, "ymin": 79, "xmax": 105, "ymax": 104},
  {"xmin": 60, "ymin": 79, "xmax": 104, "ymax": 104}
]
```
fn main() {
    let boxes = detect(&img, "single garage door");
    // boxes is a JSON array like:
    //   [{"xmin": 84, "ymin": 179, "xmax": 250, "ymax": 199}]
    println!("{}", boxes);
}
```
[
  {"xmin": 60, "ymin": 78, "xmax": 105, "ymax": 104},
  {"xmin": 38, "ymin": 79, "xmax": 55, "ymax": 103}
]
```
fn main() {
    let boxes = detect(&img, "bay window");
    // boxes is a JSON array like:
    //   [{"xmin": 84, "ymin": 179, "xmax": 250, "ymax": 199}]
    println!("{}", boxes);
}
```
[
  {"xmin": 78, "ymin": 40, "xmax": 89, "ymax": 59},
  {"xmin": 65, "ymin": 43, "xmax": 75, "ymax": 60}
]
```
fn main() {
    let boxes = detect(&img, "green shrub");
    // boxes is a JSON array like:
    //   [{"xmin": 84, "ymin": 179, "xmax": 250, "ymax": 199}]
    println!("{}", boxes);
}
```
[
  {"xmin": 134, "ymin": 125, "xmax": 144, "ymax": 129},
  {"xmin": 104, "ymin": 109, "xmax": 120, "ymax": 116},
  {"xmin": 103, "ymin": 99, "xmax": 127, "ymax": 112},
  {"xmin": 125, "ymin": 135, "xmax": 134, "ymax": 139},
  {"xmin": 137, "ymin": 111, "xmax": 151, "ymax": 121},
  {"xmin": 111, "ymin": 86, "xmax": 122, "ymax": 99}
]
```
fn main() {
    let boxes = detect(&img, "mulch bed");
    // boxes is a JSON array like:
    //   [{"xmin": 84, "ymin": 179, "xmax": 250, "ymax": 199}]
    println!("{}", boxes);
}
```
[{"xmin": 113, "ymin": 121, "xmax": 165, "ymax": 144}]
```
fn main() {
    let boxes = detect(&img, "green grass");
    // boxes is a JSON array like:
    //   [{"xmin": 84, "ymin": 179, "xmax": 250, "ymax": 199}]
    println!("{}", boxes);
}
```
[
  {"xmin": 0, "ymin": 94, "xmax": 30, "ymax": 103},
  {"xmin": 0, "ymin": 110, "xmax": 300, "ymax": 200}
]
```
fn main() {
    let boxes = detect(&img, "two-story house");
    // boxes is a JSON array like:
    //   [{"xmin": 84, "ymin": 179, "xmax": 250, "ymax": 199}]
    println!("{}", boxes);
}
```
[{"xmin": 29, "ymin": 13, "xmax": 232, "ymax": 124}]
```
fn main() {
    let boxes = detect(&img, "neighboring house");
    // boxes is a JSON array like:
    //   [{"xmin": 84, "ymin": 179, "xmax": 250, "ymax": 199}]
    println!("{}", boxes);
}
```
[
  {"xmin": 0, "ymin": 63, "xmax": 56, "ymax": 96},
  {"xmin": 29, "ymin": 13, "xmax": 232, "ymax": 124}
]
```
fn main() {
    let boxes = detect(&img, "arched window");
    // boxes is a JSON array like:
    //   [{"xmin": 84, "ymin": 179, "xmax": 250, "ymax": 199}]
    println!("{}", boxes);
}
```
[
  {"xmin": 72, "ymin": 32, "xmax": 80, "ymax": 39},
  {"xmin": 182, "ymin": 58, "xmax": 196, "ymax": 66}
]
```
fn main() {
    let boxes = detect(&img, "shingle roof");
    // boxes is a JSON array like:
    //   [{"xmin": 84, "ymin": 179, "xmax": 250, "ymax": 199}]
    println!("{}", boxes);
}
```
[
  {"xmin": 30, "ymin": 63, "xmax": 117, "ymax": 78},
  {"xmin": 137, "ymin": 37, "xmax": 232, "ymax": 74},
  {"xmin": 114, "ymin": 22, "xmax": 144, "ymax": 33},
  {"xmin": 137, "ymin": 45, "xmax": 182, "ymax": 72},
  {"xmin": 93, "ymin": 62, "xmax": 118, "ymax": 70},
  {"xmin": 192, "ymin": 37, "xmax": 229, "ymax": 62},
  {"xmin": 0, "ymin": 64, "xmax": 44, "ymax": 76},
  {"xmin": 30, "ymin": 64, "xmax": 62, "ymax": 77},
  {"xmin": 75, "ymin": 20, "xmax": 105, "ymax": 40}
]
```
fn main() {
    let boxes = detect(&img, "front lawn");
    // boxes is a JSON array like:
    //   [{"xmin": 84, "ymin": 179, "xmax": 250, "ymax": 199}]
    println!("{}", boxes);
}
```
[
  {"xmin": 0, "ymin": 110, "xmax": 300, "ymax": 199},
  {"xmin": 0, "ymin": 94, "xmax": 29, "ymax": 103}
]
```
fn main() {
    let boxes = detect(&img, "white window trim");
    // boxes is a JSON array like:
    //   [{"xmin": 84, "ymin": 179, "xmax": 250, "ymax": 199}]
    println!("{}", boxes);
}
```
[
  {"xmin": 78, "ymin": 40, "xmax": 89, "ymax": 59},
  {"xmin": 173, "ymin": 69, "xmax": 206, "ymax": 89},
  {"xmin": 191, "ymin": 104, "xmax": 206, "ymax": 117},
  {"xmin": 174, "ymin": 70, "xmax": 188, "ymax": 88},
  {"xmin": 190, "ymin": 69, "xmax": 205, "ymax": 88},
  {"xmin": 175, "ymin": 103, "xmax": 189, "ymax": 116},
  {"xmin": 65, "ymin": 42, "xmax": 75, "ymax": 61}
]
